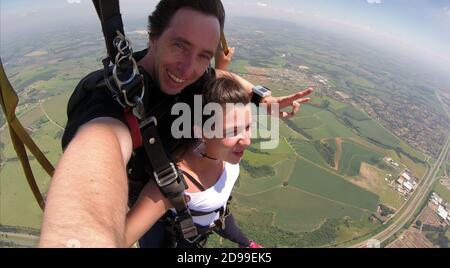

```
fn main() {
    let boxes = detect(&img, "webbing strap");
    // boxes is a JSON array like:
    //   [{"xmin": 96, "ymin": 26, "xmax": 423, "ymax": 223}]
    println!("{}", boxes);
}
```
[
  {"xmin": 181, "ymin": 170, "xmax": 206, "ymax": 192},
  {"xmin": 92, "ymin": 0, "xmax": 124, "ymax": 64},
  {"xmin": 140, "ymin": 119, "xmax": 198, "ymax": 239},
  {"xmin": 124, "ymin": 109, "xmax": 142, "ymax": 149},
  {"xmin": 0, "ymin": 59, "xmax": 54, "ymax": 211}
]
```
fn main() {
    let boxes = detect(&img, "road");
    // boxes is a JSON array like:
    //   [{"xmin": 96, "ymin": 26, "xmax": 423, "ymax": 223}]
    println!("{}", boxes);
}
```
[
  {"xmin": 0, "ymin": 232, "xmax": 39, "ymax": 247},
  {"xmin": 352, "ymin": 90, "xmax": 450, "ymax": 248},
  {"xmin": 39, "ymin": 99, "xmax": 65, "ymax": 130}
]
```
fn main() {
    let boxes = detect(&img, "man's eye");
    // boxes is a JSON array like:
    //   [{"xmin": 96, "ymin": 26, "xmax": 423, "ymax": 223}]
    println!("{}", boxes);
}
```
[
  {"xmin": 200, "ymin": 54, "xmax": 211, "ymax": 61},
  {"xmin": 174, "ymin": 42, "xmax": 184, "ymax": 49}
]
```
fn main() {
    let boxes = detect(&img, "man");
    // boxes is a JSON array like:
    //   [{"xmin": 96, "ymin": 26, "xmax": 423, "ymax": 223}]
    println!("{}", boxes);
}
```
[{"xmin": 39, "ymin": 0, "xmax": 312, "ymax": 247}]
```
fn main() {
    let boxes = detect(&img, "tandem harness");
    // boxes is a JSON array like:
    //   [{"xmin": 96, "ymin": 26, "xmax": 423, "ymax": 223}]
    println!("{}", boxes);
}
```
[
  {"xmin": 159, "ymin": 169, "xmax": 233, "ymax": 247},
  {"xmin": 92, "ymin": 0, "xmax": 198, "ymax": 240}
]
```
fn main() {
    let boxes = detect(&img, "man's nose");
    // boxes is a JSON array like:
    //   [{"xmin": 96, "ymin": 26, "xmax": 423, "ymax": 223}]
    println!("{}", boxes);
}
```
[{"xmin": 177, "ymin": 54, "xmax": 196, "ymax": 78}]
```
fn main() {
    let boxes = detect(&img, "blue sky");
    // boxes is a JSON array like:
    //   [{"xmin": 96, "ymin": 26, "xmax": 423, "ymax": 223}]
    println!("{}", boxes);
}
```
[
  {"xmin": 224, "ymin": 0, "xmax": 450, "ymax": 65},
  {"xmin": 1, "ymin": 0, "xmax": 450, "ymax": 67}
]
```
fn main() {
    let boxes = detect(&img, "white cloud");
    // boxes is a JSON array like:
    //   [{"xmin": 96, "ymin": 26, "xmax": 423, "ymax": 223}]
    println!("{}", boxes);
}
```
[
  {"xmin": 367, "ymin": 0, "xmax": 382, "ymax": 4},
  {"xmin": 67, "ymin": 0, "xmax": 82, "ymax": 4},
  {"xmin": 256, "ymin": 2, "xmax": 268, "ymax": 8},
  {"xmin": 444, "ymin": 6, "xmax": 450, "ymax": 16}
]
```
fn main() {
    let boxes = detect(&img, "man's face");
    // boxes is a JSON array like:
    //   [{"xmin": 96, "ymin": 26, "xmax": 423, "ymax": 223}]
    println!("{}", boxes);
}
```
[{"xmin": 150, "ymin": 8, "xmax": 221, "ymax": 95}]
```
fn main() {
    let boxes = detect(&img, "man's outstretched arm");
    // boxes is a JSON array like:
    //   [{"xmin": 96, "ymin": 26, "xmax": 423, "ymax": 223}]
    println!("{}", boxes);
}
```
[{"xmin": 39, "ymin": 118, "xmax": 132, "ymax": 248}]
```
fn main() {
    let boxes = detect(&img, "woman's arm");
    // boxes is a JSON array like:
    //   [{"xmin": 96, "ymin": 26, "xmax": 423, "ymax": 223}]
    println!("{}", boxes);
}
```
[{"xmin": 124, "ymin": 180, "xmax": 171, "ymax": 248}]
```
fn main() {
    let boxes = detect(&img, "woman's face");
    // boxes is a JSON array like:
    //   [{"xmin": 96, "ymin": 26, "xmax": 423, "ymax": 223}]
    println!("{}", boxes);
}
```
[{"xmin": 204, "ymin": 104, "xmax": 252, "ymax": 165}]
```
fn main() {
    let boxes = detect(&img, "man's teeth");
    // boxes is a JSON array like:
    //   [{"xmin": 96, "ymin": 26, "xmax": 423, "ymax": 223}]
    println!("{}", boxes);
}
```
[{"xmin": 168, "ymin": 71, "xmax": 186, "ymax": 84}]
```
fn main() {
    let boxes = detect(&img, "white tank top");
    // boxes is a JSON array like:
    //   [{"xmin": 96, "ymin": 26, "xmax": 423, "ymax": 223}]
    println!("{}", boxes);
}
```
[{"xmin": 170, "ymin": 162, "xmax": 240, "ymax": 227}]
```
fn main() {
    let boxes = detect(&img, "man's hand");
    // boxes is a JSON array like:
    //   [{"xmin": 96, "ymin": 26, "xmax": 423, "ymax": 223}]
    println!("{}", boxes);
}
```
[
  {"xmin": 215, "ymin": 47, "xmax": 235, "ymax": 70},
  {"xmin": 261, "ymin": 87, "xmax": 314, "ymax": 118}
]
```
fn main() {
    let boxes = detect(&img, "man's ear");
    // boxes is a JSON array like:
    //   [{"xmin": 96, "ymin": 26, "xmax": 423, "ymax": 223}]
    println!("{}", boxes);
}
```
[{"xmin": 149, "ymin": 36, "xmax": 158, "ymax": 49}]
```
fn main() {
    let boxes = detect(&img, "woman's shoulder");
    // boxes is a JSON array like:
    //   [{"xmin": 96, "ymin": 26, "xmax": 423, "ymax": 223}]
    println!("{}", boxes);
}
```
[{"xmin": 224, "ymin": 162, "xmax": 240, "ymax": 180}]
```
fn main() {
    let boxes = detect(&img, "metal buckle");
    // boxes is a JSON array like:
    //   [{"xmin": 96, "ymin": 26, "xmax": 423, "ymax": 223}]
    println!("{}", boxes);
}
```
[
  {"xmin": 111, "ymin": 31, "xmax": 145, "ymax": 108},
  {"xmin": 153, "ymin": 163, "xmax": 179, "ymax": 188},
  {"xmin": 185, "ymin": 233, "xmax": 203, "ymax": 244},
  {"xmin": 140, "ymin": 116, "xmax": 157, "ymax": 129},
  {"xmin": 113, "ymin": 58, "xmax": 139, "ymax": 90},
  {"xmin": 214, "ymin": 217, "xmax": 226, "ymax": 230}
]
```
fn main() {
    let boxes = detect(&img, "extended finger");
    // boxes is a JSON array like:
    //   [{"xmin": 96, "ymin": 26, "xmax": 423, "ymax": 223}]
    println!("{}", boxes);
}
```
[
  {"xmin": 279, "ymin": 101, "xmax": 300, "ymax": 119},
  {"xmin": 279, "ymin": 87, "xmax": 314, "ymax": 106},
  {"xmin": 295, "ymin": 98, "xmax": 311, "ymax": 104},
  {"xmin": 290, "ymin": 101, "xmax": 300, "ymax": 117}
]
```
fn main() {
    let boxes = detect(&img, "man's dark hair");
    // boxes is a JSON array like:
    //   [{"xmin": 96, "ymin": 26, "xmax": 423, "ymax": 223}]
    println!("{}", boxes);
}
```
[{"xmin": 148, "ymin": 0, "xmax": 225, "ymax": 38}]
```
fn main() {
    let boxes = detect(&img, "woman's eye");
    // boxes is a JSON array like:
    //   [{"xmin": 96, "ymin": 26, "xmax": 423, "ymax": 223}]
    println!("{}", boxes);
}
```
[{"xmin": 225, "ymin": 129, "xmax": 237, "ymax": 137}]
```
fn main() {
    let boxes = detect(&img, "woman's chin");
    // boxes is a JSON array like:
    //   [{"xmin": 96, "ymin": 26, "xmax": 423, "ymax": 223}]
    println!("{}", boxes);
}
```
[{"xmin": 227, "ymin": 157, "xmax": 242, "ymax": 165}]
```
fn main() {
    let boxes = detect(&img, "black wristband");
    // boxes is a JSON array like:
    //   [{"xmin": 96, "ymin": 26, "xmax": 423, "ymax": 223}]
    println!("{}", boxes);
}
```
[{"xmin": 251, "ymin": 93, "xmax": 263, "ymax": 107}]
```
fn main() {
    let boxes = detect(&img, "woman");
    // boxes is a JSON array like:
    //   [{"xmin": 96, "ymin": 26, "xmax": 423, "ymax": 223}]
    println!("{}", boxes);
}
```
[{"xmin": 124, "ymin": 77, "xmax": 262, "ymax": 248}]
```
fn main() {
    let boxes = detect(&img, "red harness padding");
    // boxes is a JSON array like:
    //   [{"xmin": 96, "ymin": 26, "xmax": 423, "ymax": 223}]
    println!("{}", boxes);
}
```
[{"xmin": 124, "ymin": 109, "xmax": 143, "ymax": 149}]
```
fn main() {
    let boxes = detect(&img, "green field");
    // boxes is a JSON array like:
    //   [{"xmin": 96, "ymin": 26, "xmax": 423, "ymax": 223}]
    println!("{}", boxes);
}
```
[
  {"xmin": 42, "ymin": 91, "xmax": 71, "ymax": 127},
  {"xmin": 235, "ymin": 149, "xmax": 380, "ymax": 233},
  {"xmin": 302, "ymin": 111, "xmax": 359, "ymax": 140},
  {"xmin": 288, "ymin": 139, "xmax": 329, "ymax": 168},
  {"xmin": 433, "ymin": 181, "xmax": 450, "ymax": 203},
  {"xmin": 290, "ymin": 116, "xmax": 323, "ymax": 130},
  {"xmin": 289, "ymin": 158, "xmax": 379, "ymax": 212},
  {"xmin": 337, "ymin": 106, "xmax": 370, "ymax": 121},
  {"xmin": 0, "ymin": 104, "xmax": 62, "ymax": 229},
  {"xmin": 237, "ymin": 160, "xmax": 292, "ymax": 195},
  {"xmin": 350, "ymin": 119, "xmax": 400, "ymax": 148},
  {"xmin": 229, "ymin": 59, "xmax": 250, "ymax": 74},
  {"xmin": 338, "ymin": 140, "xmax": 384, "ymax": 177},
  {"xmin": 235, "ymin": 186, "xmax": 368, "ymax": 232},
  {"xmin": 309, "ymin": 95, "xmax": 348, "ymax": 111}
]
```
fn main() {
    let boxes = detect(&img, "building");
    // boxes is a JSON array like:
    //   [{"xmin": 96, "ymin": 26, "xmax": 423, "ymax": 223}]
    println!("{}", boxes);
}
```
[
  {"xmin": 403, "ymin": 181, "xmax": 414, "ymax": 192},
  {"xmin": 437, "ymin": 206, "xmax": 448, "ymax": 220},
  {"xmin": 431, "ymin": 192, "xmax": 444, "ymax": 206},
  {"xmin": 401, "ymin": 172, "xmax": 412, "ymax": 181}
]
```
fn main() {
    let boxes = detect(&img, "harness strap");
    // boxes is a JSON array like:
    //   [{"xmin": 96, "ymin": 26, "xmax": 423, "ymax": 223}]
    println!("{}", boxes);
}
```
[
  {"xmin": 0, "ymin": 59, "xmax": 54, "ymax": 211},
  {"xmin": 140, "ymin": 118, "xmax": 198, "ymax": 239},
  {"xmin": 181, "ymin": 170, "xmax": 207, "ymax": 192},
  {"xmin": 93, "ymin": 0, "xmax": 124, "ymax": 64},
  {"xmin": 124, "ymin": 108, "xmax": 142, "ymax": 149}
]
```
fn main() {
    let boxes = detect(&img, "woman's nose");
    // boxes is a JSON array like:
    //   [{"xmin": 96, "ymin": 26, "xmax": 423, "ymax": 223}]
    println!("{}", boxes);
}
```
[{"xmin": 240, "ymin": 132, "xmax": 251, "ymax": 147}]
